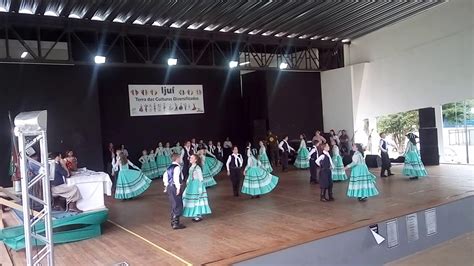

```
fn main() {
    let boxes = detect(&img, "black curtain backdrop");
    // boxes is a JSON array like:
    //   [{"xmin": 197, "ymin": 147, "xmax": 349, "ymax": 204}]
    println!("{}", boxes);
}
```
[{"xmin": 0, "ymin": 64, "xmax": 103, "ymax": 186}]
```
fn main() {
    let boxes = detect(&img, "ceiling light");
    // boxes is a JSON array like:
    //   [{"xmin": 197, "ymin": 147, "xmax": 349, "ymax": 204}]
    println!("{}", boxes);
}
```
[
  {"xmin": 113, "ymin": 18, "xmax": 124, "ymax": 23},
  {"xmin": 170, "ymin": 21, "xmax": 186, "ymax": 28},
  {"xmin": 168, "ymin": 58, "xmax": 177, "ymax": 66},
  {"xmin": 342, "ymin": 38, "xmax": 351, "ymax": 43},
  {"xmin": 239, "ymin": 61, "xmax": 250, "ymax": 66},
  {"xmin": 299, "ymin": 35, "xmax": 309, "ymax": 39},
  {"xmin": 68, "ymin": 13, "xmax": 81, "ymax": 19},
  {"xmin": 321, "ymin": 37, "xmax": 330, "ymax": 41},
  {"xmin": 94, "ymin": 56, "xmax": 106, "ymax": 64},
  {"xmin": 44, "ymin": 10, "xmax": 58, "ymax": 17},
  {"xmin": 133, "ymin": 19, "xmax": 145, "ymax": 25},
  {"xmin": 262, "ymin": 31, "xmax": 274, "ymax": 36},
  {"xmin": 21, "ymin": 52, "xmax": 28, "ymax": 58},
  {"xmin": 19, "ymin": 8, "xmax": 34, "ymax": 14},
  {"xmin": 204, "ymin": 24, "xmax": 219, "ymax": 31},
  {"xmin": 234, "ymin": 28, "xmax": 247, "ymax": 34},
  {"xmin": 229, "ymin": 61, "xmax": 238, "ymax": 68},
  {"xmin": 152, "ymin": 19, "xmax": 169, "ymax": 27},
  {"xmin": 287, "ymin": 33, "xmax": 298, "ymax": 38},
  {"xmin": 331, "ymin": 38, "xmax": 339, "ymax": 42},
  {"xmin": 0, "ymin": 6, "xmax": 7, "ymax": 12},
  {"xmin": 310, "ymin": 36, "xmax": 320, "ymax": 40},
  {"xmin": 91, "ymin": 15, "xmax": 105, "ymax": 21},
  {"xmin": 219, "ymin": 26, "xmax": 233, "ymax": 32},
  {"xmin": 279, "ymin": 62, "xmax": 288, "ymax": 69},
  {"xmin": 188, "ymin": 23, "xmax": 204, "ymax": 30},
  {"xmin": 275, "ymin": 32, "xmax": 287, "ymax": 37},
  {"xmin": 249, "ymin": 29, "xmax": 261, "ymax": 35}
]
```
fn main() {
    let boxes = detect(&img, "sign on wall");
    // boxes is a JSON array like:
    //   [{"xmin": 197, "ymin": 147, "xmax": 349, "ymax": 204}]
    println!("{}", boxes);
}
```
[{"xmin": 128, "ymin": 84, "xmax": 205, "ymax": 116}]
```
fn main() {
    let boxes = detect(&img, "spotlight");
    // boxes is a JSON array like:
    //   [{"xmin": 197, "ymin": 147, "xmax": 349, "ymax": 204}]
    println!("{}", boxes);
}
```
[
  {"xmin": 94, "ymin": 56, "xmax": 106, "ymax": 64},
  {"xmin": 279, "ymin": 62, "xmax": 288, "ymax": 70},
  {"xmin": 19, "ymin": 8, "xmax": 34, "ymax": 14},
  {"xmin": 0, "ymin": 6, "xmax": 7, "ymax": 12},
  {"xmin": 21, "ymin": 52, "xmax": 28, "ymax": 58},
  {"xmin": 168, "ymin": 58, "xmax": 177, "ymax": 66},
  {"xmin": 239, "ymin": 61, "xmax": 250, "ymax": 66},
  {"xmin": 44, "ymin": 10, "xmax": 59, "ymax": 17},
  {"xmin": 342, "ymin": 38, "xmax": 351, "ymax": 43},
  {"xmin": 229, "ymin": 61, "xmax": 238, "ymax": 68}
]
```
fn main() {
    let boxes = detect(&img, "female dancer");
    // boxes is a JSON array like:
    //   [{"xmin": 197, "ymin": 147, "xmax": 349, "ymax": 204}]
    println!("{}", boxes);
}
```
[
  {"xmin": 345, "ymin": 144, "xmax": 379, "ymax": 201},
  {"xmin": 294, "ymin": 134, "xmax": 310, "ymax": 169},
  {"xmin": 113, "ymin": 151, "xmax": 152, "ymax": 199},
  {"xmin": 148, "ymin": 149, "xmax": 159, "ymax": 179},
  {"xmin": 172, "ymin": 142, "xmax": 183, "ymax": 155},
  {"xmin": 242, "ymin": 149, "xmax": 279, "ymax": 199},
  {"xmin": 258, "ymin": 141, "xmax": 273, "ymax": 172},
  {"xmin": 139, "ymin": 150, "xmax": 152, "ymax": 177},
  {"xmin": 403, "ymin": 133, "xmax": 428, "ymax": 180},
  {"xmin": 331, "ymin": 140, "xmax": 347, "ymax": 181},
  {"xmin": 155, "ymin": 142, "xmax": 168, "ymax": 177},
  {"xmin": 316, "ymin": 143, "xmax": 334, "ymax": 202},
  {"xmin": 182, "ymin": 154, "xmax": 212, "ymax": 222},
  {"xmin": 164, "ymin": 142, "xmax": 173, "ymax": 166},
  {"xmin": 198, "ymin": 147, "xmax": 223, "ymax": 187}
]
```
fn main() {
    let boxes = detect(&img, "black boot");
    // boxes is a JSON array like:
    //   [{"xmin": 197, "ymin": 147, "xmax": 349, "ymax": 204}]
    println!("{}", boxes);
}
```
[
  {"xmin": 328, "ymin": 190, "xmax": 334, "ymax": 201},
  {"xmin": 388, "ymin": 170, "xmax": 394, "ymax": 176},
  {"xmin": 380, "ymin": 170, "xmax": 387, "ymax": 177},
  {"xmin": 320, "ymin": 189, "xmax": 328, "ymax": 202},
  {"xmin": 172, "ymin": 216, "xmax": 186, "ymax": 230}
]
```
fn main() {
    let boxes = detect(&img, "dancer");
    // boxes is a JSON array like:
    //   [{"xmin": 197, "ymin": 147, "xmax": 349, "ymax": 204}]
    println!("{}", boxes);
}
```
[
  {"xmin": 294, "ymin": 134, "xmax": 310, "ymax": 169},
  {"xmin": 181, "ymin": 141, "xmax": 194, "ymax": 181},
  {"xmin": 164, "ymin": 142, "xmax": 173, "ymax": 166},
  {"xmin": 226, "ymin": 146, "xmax": 244, "ymax": 197},
  {"xmin": 163, "ymin": 153, "xmax": 186, "ymax": 229},
  {"xmin": 198, "ymin": 147, "xmax": 223, "ymax": 187},
  {"xmin": 113, "ymin": 151, "xmax": 152, "ymax": 200},
  {"xmin": 191, "ymin": 138, "xmax": 198, "ymax": 153},
  {"xmin": 148, "ymin": 149, "xmax": 159, "ymax": 179},
  {"xmin": 331, "ymin": 140, "xmax": 348, "ymax": 181},
  {"xmin": 379, "ymin": 132, "xmax": 393, "ymax": 177},
  {"xmin": 403, "ymin": 133, "xmax": 428, "ymax": 180},
  {"xmin": 329, "ymin": 129, "xmax": 339, "ymax": 146},
  {"xmin": 266, "ymin": 131, "xmax": 280, "ymax": 167},
  {"xmin": 316, "ymin": 143, "xmax": 335, "ymax": 202},
  {"xmin": 208, "ymin": 141, "xmax": 216, "ymax": 155},
  {"xmin": 258, "ymin": 140, "xmax": 273, "ymax": 172},
  {"xmin": 155, "ymin": 142, "xmax": 168, "ymax": 177},
  {"xmin": 242, "ymin": 149, "xmax": 279, "ymax": 199},
  {"xmin": 339, "ymin": 130, "xmax": 350, "ymax": 155},
  {"xmin": 312, "ymin": 130, "xmax": 327, "ymax": 144},
  {"xmin": 139, "ymin": 150, "xmax": 152, "ymax": 177},
  {"xmin": 308, "ymin": 141, "xmax": 320, "ymax": 184},
  {"xmin": 172, "ymin": 142, "xmax": 183, "ymax": 155},
  {"xmin": 279, "ymin": 135, "xmax": 295, "ymax": 172},
  {"xmin": 223, "ymin": 137, "xmax": 233, "ymax": 160},
  {"xmin": 182, "ymin": 154, "xmax": 212, "ymax": 222},
  {"xmin": 216, "ymin": 141, "xmax": 224, "ymax": 161},
  {"xmin": 345, "ymin": 144, "xmax": 379, "ymax": 201}
]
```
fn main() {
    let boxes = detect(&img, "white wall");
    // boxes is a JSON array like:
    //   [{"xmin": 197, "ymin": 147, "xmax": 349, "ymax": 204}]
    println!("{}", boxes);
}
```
[
  {"xmin": 321, "ymin": 67, "xmax": 354, "ymax": 133},
  {"xmin": 346, "ymin": 0, "xmax": 474, "ymax": 121}
]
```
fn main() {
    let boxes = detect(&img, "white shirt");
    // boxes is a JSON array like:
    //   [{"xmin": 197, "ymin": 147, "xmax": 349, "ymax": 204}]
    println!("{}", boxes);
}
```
[
  {"xmin": 308, "ymin": 146, "xmax": 319, "ymax": 160},
  {"xmin": 180, "ymin": 146, "xmax": 192, "ymax": 161},
  {"xmin": 278, "ymin": 140, "xmax": 295, "ymax": 152},
  {"xmin": 188, "ymin": 164, "xmax": 203, "ymax": 182},
  {"xmin": 226, "ymin": 153, "xmax": 243, "ymax": 171},
  {"xmin": 163, "ymin": 162, "xmax": 182, "ymax": 191},
  {"xmin": 316, "ymin": 151, "xmax": 334, "ymax": 168}
]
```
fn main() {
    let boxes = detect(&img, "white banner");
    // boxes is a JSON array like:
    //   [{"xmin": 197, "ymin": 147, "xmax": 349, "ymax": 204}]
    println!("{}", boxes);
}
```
[{"xmin": 128, "ymin": 84, "xmax": 205, "ymax": 116}]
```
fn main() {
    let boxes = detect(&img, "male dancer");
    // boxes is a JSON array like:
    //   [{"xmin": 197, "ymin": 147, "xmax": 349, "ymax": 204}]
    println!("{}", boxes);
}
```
[
  {"xmin": 226, "ymin": 146, "xmax": 244, "ymax": 197},
  {"xmin": 278, "ymin": 135, "xmax": 295, "ymax": 172},
  {"xmin": 180, "ymin": 141, "xmax": 194, "ymax": 181},
  {"xmin": 308, "ymin": 140, "xmax": 320, "ymax": 184},
  {"xmin": 163, "ymin": 153, "xmax": 185, "ymax": 230},
  {"xmin": 379, "ymin": 132, "xmax": 394, "ymax": 177},
  {"xmin": 266, "ymin": 131, "xmax": 279, "ymax": 167}
]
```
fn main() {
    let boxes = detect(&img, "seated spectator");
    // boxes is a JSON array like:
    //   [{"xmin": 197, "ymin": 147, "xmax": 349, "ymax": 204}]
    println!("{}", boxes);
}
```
[
  {"xmin": 64, "ymin": 150, "xmax": 78, "ymax": 172},
  {"xmin": 50, "ymin": 152, "xmax": 82, "ymax": 213}
]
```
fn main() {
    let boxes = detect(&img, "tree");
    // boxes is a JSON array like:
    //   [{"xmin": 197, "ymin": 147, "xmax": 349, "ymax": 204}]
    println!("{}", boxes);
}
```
[
  {"xmin": 377, "ymin": 110, "xmax": 419, "ymax": 154},
  {"xmin": 442, "ymin": 100, "xmax": 474, "ymax": 126}
]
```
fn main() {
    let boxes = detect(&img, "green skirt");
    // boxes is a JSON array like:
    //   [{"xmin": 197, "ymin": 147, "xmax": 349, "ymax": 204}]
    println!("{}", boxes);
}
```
[
  {"xmin": 347, "ymin": 164, "xmax": 379, "ymax": 198},
  {"xmin": 258, "ymin": 153, "xmax": 273, "ymax": 172},
  {"xmin": 241, "ymin": 166, "xmax": 279, "ymax": 196},
  {"xmin": 202, "ymin": 157, "xmax": 223, "ymax": 187},
  {"xmin": 403, "ymin": 151, "xmax": 428, "ymax": 177},
  {"xmin": 155, "ymin": 155, "xmax": 169, "ymax": 177},
  {"xmin": 182, "ymin": 178, "xmax": 212, "ymax": 218},
  {"xmin": 294, "ymin": 147, "xmax": 309, "ymax": 169},
  {"xmin": 332, "ymin": 155, "xmax": 348, "ymax": 181},
  {"xmin": 115, "ymin": 169, "xmax": 152, "ymax": 199}
]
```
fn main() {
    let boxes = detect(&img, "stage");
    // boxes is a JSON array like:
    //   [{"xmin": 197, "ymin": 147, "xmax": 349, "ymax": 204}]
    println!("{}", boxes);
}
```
[{"xmin": 3, "ymin": 164, "xmax": 474, "ymax": 265}]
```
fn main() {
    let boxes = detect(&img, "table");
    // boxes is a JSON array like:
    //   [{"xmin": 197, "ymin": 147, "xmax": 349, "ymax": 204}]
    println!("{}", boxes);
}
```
[{"xmin": 67, "ymin": 168, "xmax": 112, "ymax": 212}]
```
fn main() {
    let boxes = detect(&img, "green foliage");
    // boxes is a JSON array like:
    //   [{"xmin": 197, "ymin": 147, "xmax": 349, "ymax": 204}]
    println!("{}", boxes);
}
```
[
  {"xmin": 377, "ymin": 110, "xmax": 419, "ymax": 154},
  {"xmin": 442, "ymin": 100, "xmax": 474, "ymax": 125}
]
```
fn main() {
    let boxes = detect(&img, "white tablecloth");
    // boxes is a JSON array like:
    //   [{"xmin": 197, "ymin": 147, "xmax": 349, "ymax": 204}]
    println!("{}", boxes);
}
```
[{"xmin": 67, "ymin": 168, "xmax": 112, "ymax": 211}]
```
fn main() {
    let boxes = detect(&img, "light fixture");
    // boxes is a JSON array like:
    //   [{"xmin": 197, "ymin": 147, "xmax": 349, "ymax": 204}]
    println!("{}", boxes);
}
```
[
  {"xmin": 19, "ymin": 8, "xmax": 34, "ymax": 14},
  {"xmin": 133, "ymin": 19, "xmax": 145, "ymax": 25},
  {"xmin": 287, "ymin": 33, "xmax": 298, "ymax": 38},
  {"xmin": 113, "ymin": 18, "xmax": 124, "ymax": 23},
  {"xmin": 152, "ymin": 19, "xmax": 169, "ymax": 27},
  {"xmin": 249, "ymin": 29, "xmax": 261, "ymax": 35},
  {"xmin": 188, "ymin": 23, "xmax": 204, "ymax": 30},
  {"xmin": 262, "ymin": 31, "xmax": 274, "ymax": 36},
  {"xmin": 331, "ymin": 38, "xmax": 339, "ymax": 42},
  {"xmin": 279, "ymin": 62, "xmax": 288, "ymax": 69},
  {"xmin": 91, "ymin": 15, "xmax": 105, "ymax": 21},
  {"xmin": 219, "ymin": 26, "xmax": 233, "ymax": 32},
  {"xmin": 342, "ymin": 38, "xmax": 351, "ymax": 43},
  {"xmin": 170, "ymin": 21, "xmax": 186, "ymax": 28},
  {"xmin": 239, "ymin": 61, "xmax": 250, "ymax": 66},
  {"xmin": 310, "ymin": 36, "xmax": 320, "ymax": 40},
  {"xmin": 94, "ymin": 56, "xmax": 106, "ymax": 64},
  {"xmin": 167, "ymin": 58, "xmax": 177, "ymax": 66},
  {"xmin": 68, "ymin": 13, "xmax": 81, "ymax": 19},
  {"xmin": 229, "ymin": 61, "xmax": 238, "ymax": 68},
  {"xmin": 44, "ymin": 10, "xmax": 59, "ymax": 17},
  {"xmin": 0, "ymin": 6, "xmax": 7, "ymax": 12},
  {"xmin": 321, "ymin": 37, "xmax": 330, "ymax": 41},
  {"xmin": 21, "ymin": 52, "xmax": 28, "ymax": 58},
  {"xmin": 204, "ymin": 24, "xmax": 219, "ymax": 31},
  {"xmin": 234, "ymin": 28, "xmax": 247, "ymax": 34},
  {"xmin": 299, "ymin": 35, "xmax": 309, "ymax": 39},
  {"xmin": 275, "ymin": 32, "xmax": 287, "ymax": 37}
]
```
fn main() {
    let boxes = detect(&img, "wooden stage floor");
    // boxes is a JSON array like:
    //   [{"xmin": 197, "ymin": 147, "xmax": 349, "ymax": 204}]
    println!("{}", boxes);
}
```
[{"xmin": 4, "ymin": 164, "xmax": 474, "ymax": 265}]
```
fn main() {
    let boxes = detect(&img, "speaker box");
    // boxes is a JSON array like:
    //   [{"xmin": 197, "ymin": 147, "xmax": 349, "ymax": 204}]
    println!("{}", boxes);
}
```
[
  {"xmin": 419, "ymin": 108, "xmax": 436, "ymax": 128},
  {"xmin": 365, "ymin": 155, "xmax": 381, "ymax": 168},
  {"xmin": 419, "ymin": 127, "xmax": 439, "ymax": 165}
]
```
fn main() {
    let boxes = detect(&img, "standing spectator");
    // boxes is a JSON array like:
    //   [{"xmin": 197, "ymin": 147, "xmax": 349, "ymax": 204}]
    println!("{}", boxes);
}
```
[
  {"xmin": 339, "ymin": 130, "xmax": 350, "ymax": 155},
  {"xmin": 223, "ymin": 137, "xmax": 233, "ymax": 160},
  {"xmin": 266, "ymin": 131, "xmax": 280, "ymax": 167}
]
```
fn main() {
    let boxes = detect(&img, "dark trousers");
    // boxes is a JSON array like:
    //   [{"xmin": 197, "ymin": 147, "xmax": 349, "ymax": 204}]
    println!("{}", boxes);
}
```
[
  {"xmin": 309, "ymin": 160, "xmax": 319, "ymax": 183},
  {"xmin": 166, "ymin": 185, "xmax": 183, "ymax": 218},
  {"xmin": 182, "ymin": 161, "xmax": 190, "ymax": 181},
  {"xmin": 380, "ymin": 151, "xmax": 392, "ymax": 176},
  {"xmin": 281, "ymin": 151, "xmax": 289, "ymax": 171},
  {"xmin": 269, "ymin": 148, "xmax": 280, "ymax": 166},
  {"xmin": 224, "ymin": 148, "xmax": 232, "ymax": 161},
  {"xmin": 230, "ymin": 167, "xmax": 242, "ymax": 196}
]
